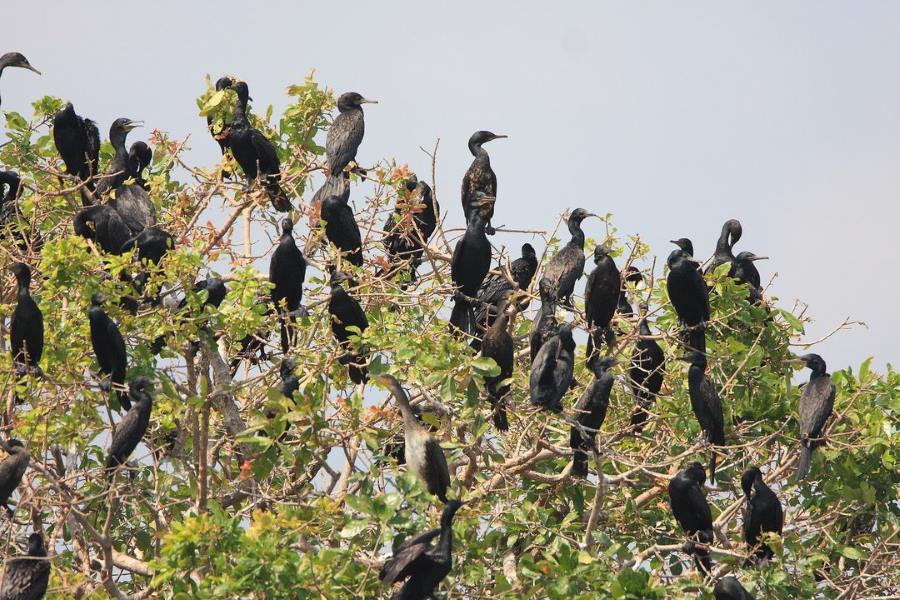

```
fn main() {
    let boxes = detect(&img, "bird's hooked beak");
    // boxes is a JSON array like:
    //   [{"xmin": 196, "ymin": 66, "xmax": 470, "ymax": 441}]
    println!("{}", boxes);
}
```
[
  {"xmin": 490, "ymin": 134, "xmax": 508, "ymax": 141},
  {"xmin": 124, "ymin": 120, "xmax": 144, "ymax": 132},
  {"xmin": 360, "ymin": 98, "xmax": 378, "ymax": 104},
  {"xmin": 21, "ymin": 61, "xmax": 41, "ymax": 75},
  {"xmin": 750, "ymin": 255, "xmax": 769, "ymax": 262}
]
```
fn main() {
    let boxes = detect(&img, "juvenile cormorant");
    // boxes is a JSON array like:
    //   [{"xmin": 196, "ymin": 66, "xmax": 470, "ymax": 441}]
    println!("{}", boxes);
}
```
[
  {"xmin": 321, "ymin": 188, "xmax": 363, "ymax": 267},
  {"xmin": 0, "ymin": 532, "xmax": 50, "ymax": 600},
  {"xmin": 529, "ymin": 277, "xmax": 558, "ymax": 362},
  {"xmin": 227, "ymin": 81, "xmax": 291, "ymax": 212},
  {"xmin": 328, "ymin": 271, "xmax": 369, "ymax": 384},
  {"xmin": 704, "ymin": 219, "xmax": 742, "ymax": 276},
  {"xmin": 668, "ymin": 462, "xmax": 713, "ymax": 574},
  {"xmin": 376, "ymin": 374, "xmax": 450, "ymax": 503},
  {"xmin": 382, "ymin": 175, "xmax": 437, "ymax": 281},
  {"xmin": 730, "ymin": 251, "xmax": 768, "ymax": 304},
  {"xmin": 666, "ymin": 247, "xmax": 709, "ymax": 354},
  {"xmin": 713, "ymin": 576, "xmax": 754, "ymax": 600},
  {"xmin": 9, "ymin": 263, "xmax": 43, "ymax": 371},
  {"xmin": 208, "ymin": 76, "xmax": 235, "ymax": 173},
  {"xmin": 89, "ymin": 294, "xmax": 129, "ymax": 410},
  {"xmin": 128, "ymin": 140, "xmax": 152, "ymax": 189},
  {"xmin": 105, "ymin": 377, "xmax": 154, "ymax": 470},
  {"xmin": 684, "ymin": 351, "xmax": 725, "ymax": 485},
  {"xmin": 542, "ymin": 208, "xmax": 596, "ymax": 306},
  {"xmin": 0, "ymin": 440, "xmax": 29, "ymax": 517},
  {"xmin": 570, "ymin": 356, "xmax": 616, "ymax": 477},
  {"xmin": 461, "ymin": 130, "xmax": 506, "ymax": 234},
  {"xmin": 269, "ymin": 218, "xmax": 307, "ymax": 352},
  {"xmin": 741, "ymin": 466, "xmax": 783, "ymax": 563},
  {"xmin": 52, "ymin": 102, "xmax": 100, "ymax": 194},
  {"xmin": 448, "ymin": 193, "xmax": 495, "ymax": 336},
  {"xmin": 479, "ymin": 299, "xmax": 517, "ymax": 431},
  {"xmin": 529, "ymin": 322, "xmax": 575, "ymax": 413},
  {"xmin": 794, "ymin": 354, "xmax": 835, "ymax": 480},
  {"xmin": 379, "ymin": 499, "xmax": 464, "ymax": 600},
  {"xmin": 95, "ymin": 118, "xmax": 143, "ymax": 198},
  {"xmin": 584, "ymin": 245, "xmax": 620, "ymax": 363},
  {"xmin": 628, "ymin": 305, "xmax": 664, "ymax": 432},
  {"xmin": 326, "ymin": 92, "xmax": 376, "ymax": 176},
  {"xmin": 472, "ymin": 243, "xmax": 537, "ymax": 345},
  {"xmin": 0, "ymin": 52, "xmax": 40, "ymax": 109}
]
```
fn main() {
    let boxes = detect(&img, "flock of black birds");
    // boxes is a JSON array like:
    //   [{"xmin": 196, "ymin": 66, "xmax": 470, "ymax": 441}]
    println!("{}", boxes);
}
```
[{"xmin": 0, "ymin": 52, "xmax": 843, "ymax": 599}]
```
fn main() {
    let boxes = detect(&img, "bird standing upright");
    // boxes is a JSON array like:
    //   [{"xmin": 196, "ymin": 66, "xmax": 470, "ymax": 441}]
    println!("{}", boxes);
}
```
[
  {"xmin": 208, "ymin": 75, "xmax": 235, "ymax": 174},
  {"xmin": 105, "ymin": 377, "xmax": 154, "ymax": 471},
  {"xmin": 88, "ymin": 294, "xmax": 129, "ymax": 410},
  {"xmin": 479, "ymin": 299, "xmax": 518, "ymax": 431},
  {"xmin": 666, "ymin": 247, "xmax": 709, "ymax": 354},
  {"xmin": 668, "ymin": 462, "xmax": 714, "ymax": 574},
  {"xmin": 52, "ymin": 102, "xmax": 101, "ymax": 194},
  {"xmin": 704, "ymin": 218, "xmax": 743, "ymax": 276},
  {"xmin": 95, "ymin": 118, "xmax": 143, "ymax": 199},
  {"xmin": 684, "ymin": 351, "xmax": 725, "ymax": 485},
  {"xmin": 376, "ymin": 374, "xmax": 450, "ymax": 503},
  {"xmin": 529, "ymin": 277, "xmax": 558, "ymax": 362},
  {"xmin": 529, "ymin": 323, "xmax": 576, "ymax": 413},
  {"xmin": 448, "ymin": 193, "xmax": 495, "ymax": 337},
  {"xmin": 794, "ymin": 354, "xmax": 836, "ymax": 480},
  {"xmin": 713, "ymin": 576, "xmax": 754, "ymax": 600},
  {"xmin": 0, "ymin": 171, "xmax": 23, "ymax": 235},
  {"xmin": 741, "ymin": 466, "xmax": 783, "ymax": 564},
  {"xmin": 461, "ymin": 130, "xmax": 506, "ymax": 234},
  {"xmin": 0, "ymin": 532, "xmax": 50, "ymax": 600},
  {"xmin": 584, "ymin": 245, "xmax": 621, "ymax": 363},
  {"xmin": 542, "ymin": 208, "xmax": 596, "ymax": 306},
  {"xmin": 382, "ymin": 175, "xmax": 437, "ymax": 282},
  {"xmin": 9, "ymin": 262, "xmax": 43, "ymax": 373},
  {"xmin": 730, "ymin": 251, "xmax": 768, "ymax": 304},
  {"xmin": 321, "ymin": 188, "xmax": 363, "ymax": 267},
  {"xmin": 0, "ymin": 52, "xmax": 40, "ymax": 109},
  {"xmin": 326, "ymin": 92, "xmax": 376, "ymax": 176},
  {"xmin": 628, "ymin": 305, "xmax": 665, "ymax": 432},
  {"xmin": 328, "ymin": 271, "xmax": 369, "ymax": 385},
  {"xmin": 269, "ymin": 219, "xmax": 307, "ymax": 352},
  {"xmin": 0, "ymin": 440, "xmax": 30, "ymax": 517},
  {"xmin": 472, "ymin": 243, "xmax": 537, "ymax": 348},
  {"xmin": 570, "ymin": 356, "xmax": 616, "ymax": 477}
]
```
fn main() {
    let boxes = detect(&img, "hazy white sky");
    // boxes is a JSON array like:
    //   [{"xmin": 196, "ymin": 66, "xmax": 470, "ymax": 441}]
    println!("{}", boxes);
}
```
[{"xmin": 4, "ymin": 1, "xmax": 898, "ymax": 371}]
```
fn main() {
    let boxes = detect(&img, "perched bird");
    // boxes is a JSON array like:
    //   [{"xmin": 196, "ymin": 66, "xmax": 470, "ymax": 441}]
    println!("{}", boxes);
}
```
[
  {"xmin": 208, "ymin": 75, "xmax": 235, "ymax": 172},
  {"xmin": 227, "ymin": 81, "xmax": 291, "ymax": 212},
  {"xmin": 278, "ymin": 358, "xmax": 300, "ymax": 399},
  {"xmin": 0, "ymin": 170, "xmax": 23, "ymax": 233},
  {"xmin": 105, "ymin": 377, "xmax": 154, "ymax": 470},
  {"xmin": 73, "ymin": 204, "xmax": 132, "ymax": 254},
  {"xmin": 183, "ymin": 277, "xmax": 228, "ymax": 310},
  {"xmin": 88, "ymin": 294, "xmax": 129, "ymax": 410},
  {"xmin": 628, "ymin": 305, "xmax": 664, "ymax": 432},
  {"xmin": 52, "ymin": 102, "xmax": 101, "ymax": 194},
  {"xmin": 328, "ymin": 271, "xmax": 369, "ymax": 384},
  {"xmin": 741, "ymin": 466, "xmax": 784, "ymax": 563},
  {"xmin": 730, "ymin": 251, "xmax": 768, "ymax": 304},
  {"xmin": 379, "ymin": 499, "xmax": 464, "ymax": 600},
  {"xmin": 616, "ymin": 265, "xmax": 643, "ymax": 319},
  {"xmin": 461, "ymin": 130, "xmax": 506, "ymax": 234},
  {"xmin": 321, "ymin": 186, "xmax": 363, "ymax": 267},
  {"xmin": 529, "ymin": 322, "xmax": 576, "ymax": 413},
  {"xmin": 704, "ymin": 219, "xmax": 743, "ymax": 276},
  {"xmin": 230, "ymin": 295, "xmax": 272, "ymax": 375},
  {"xmin": 376, "ymin": 374, "xmax": 450, "ymax": 503},
  {"xmin": 269, "ymin": 218, "xmax": 307, "ymax": 352},
  {"xmin": 542, "ymin": 208, "xmax": 596, "ymax": 306},
  {"xmin": 326, "ymin": 91, "xmax": 376, "ymax": 176},
  {"xmin": 128, "ymin": 140, "xmax": 152, "ymax": 189},
  {"xmin": 794, "ymin": 354, "xmax": 836, "ymax": 480},
  {"xmin": 713, "ymin": 576, "xmax": 754, "ymax": 600},
  {"xmin": 120, "ymin": 226, "xmax": 174, "ymax": 266},
  {"xmin": 0, "ymin": 52, "xmax": 40, "ymax": 108},
  {"xmin": 472, "ymin": 243, "xmax": 537, "ymax": 347},
  {"xmin": 570, "ymin": 356, "xmax": 616, "ymax": 477},
  {"xmin": 670, "ymin": 237, "xmax": 694, "ymax": 256},
  {"xmin": 448, "ymin": 193, "xmax": 495, "ymax": 336},
  {"xmin": 584, "ymin": 245, "xmax": 621, "ymax": 363},
  {"xmin": 95, "ymin": 118, "xmax": 143, "ymax": 199},
  {"xmin": 529, "ymin": 276, "xmax": 558, "ymax": 362},
  {"xmin": 310, "ymin": 173, "xmax": 349, "ymax": 220},
  {"xmin": 0, "ymin": 440, "xmax": 29, "ymax": 517},
  {"xmin": 0, "ymin": 532, "xmax": 50, "ymax": 600},
  {"xmin": 382, "ymin": 175, "xmax": 437, "ymax": 281},
  {"xmin": 668, "ymin": 462, "xmax": 714, "ymax": 574},
  {"xmin": 479, "ymin": 299, "xmax": 517, "ymax": 431},
  {"xmin": 666, "ymin": 247, "xmax": 709, "ymax": 354},
  {"xmin": 684, "ymin": 351, "xmax": 725, "ymax": 485},
  {"xmin": 109, "ymin": 182, "xmax": 156, "ymax": 235},
  {"xmin": 9, "ymin": 262, "xmax": 43, "ymax": 371}
]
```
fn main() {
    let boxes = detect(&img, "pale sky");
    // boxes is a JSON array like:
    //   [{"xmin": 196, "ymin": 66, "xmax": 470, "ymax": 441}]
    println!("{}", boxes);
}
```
[{"xmin": 4, "ymin": 1, "xmax": 898, "ymax": 372}]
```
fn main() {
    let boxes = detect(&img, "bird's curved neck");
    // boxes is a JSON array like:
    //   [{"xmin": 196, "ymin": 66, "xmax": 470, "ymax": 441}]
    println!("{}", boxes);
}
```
[
  {"xmin": 233, "ymin": 94, "xmax": 249, "ymax": 125},
  {"xmin": 466, "ymin": 214, "xmax": 487, "ymax": 238},
  {"xmin": 388, "ymin": 384, "xmax": 421, "ymax": 430},
  {"xmin": 468, "ymin": 139, "xmax": 489, "ymax": 160},
  {"xmin": 436, "ymin": 521, "xmax": 454, "ymax": 559},
  {"xmin": 110, "ymin": 129, "xmax": 129, "ymax": 155},
  {"xmin": 16, "ymin": 275, "xmax": 30, "ymax": 295},
  {"xmin": 567, "ymin": 220, "xmax": 585, "ymax": 249}
]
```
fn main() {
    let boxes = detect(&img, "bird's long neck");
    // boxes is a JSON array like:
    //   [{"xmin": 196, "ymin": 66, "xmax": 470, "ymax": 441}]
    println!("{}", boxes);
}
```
[
  {"xmin": 388, "ymin": 382, "xmax": 421, "ymax": 431},
  {"xmin": 468, "ymin": 140, "xmax": 487, "ymax": 160},
  {"xmin": 639, "ymin": 318, "xmax": 651, "ymax": 337},
  {"xmin": 436, "ymin": 519, "xmax": 454, "ymax": 560},
  {"xmin": 16, "ymin": 276, "xmax": 30, "ymax": 298},
  {"xmin": 110, "ymin": 129, "xmax": 128, "ymax": 157},
  {"xmin": 567, "ymin": 219, "xmax": 585, "ymax": 249},
  {"xmin": 233, "ymin": 94, "xmax": 249, "ymax": 126},
  {"xmin": 466, "ymin": 214, "xmax": 487, "ymax": 240}
]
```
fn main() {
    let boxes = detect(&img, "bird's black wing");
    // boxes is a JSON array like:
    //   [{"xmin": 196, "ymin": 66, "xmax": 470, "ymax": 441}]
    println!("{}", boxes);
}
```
[
  {"xmin": 112, "ymin": 185, "xmax": 156, "ymax": 234},
  {"xmin": 250, "ymin": 129, "xmax": 281, "ymax": 176},
  {"xmin": 700, "ymin": 377, "xmax": 725, "ymax": 445},
  {"xmin": 424, "ymin": 437, "xmax": 450, "ymax": 502},
  {"xmin": 84, "ymin": 119, "xmax": 101, "ymax": 180},
  {"xmin": 326, "ymin": 113, "xmax": 364, "ymax": 174},
  {"xmin": 799, "ymin": 377, "xmax": 836, "ymax": 439},
  {"xmin": 380, "ymin": 541, "xmax": 432, "ymax": 586}
]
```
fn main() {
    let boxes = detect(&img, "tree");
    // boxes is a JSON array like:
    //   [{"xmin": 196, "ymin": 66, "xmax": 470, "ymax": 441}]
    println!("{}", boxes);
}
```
[{"xmin": 0, "ymin": 73, "xmax": 897, "ymax": 599}]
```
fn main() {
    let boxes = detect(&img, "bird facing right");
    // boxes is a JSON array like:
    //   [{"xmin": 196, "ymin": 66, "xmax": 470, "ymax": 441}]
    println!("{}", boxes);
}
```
[{"xmin": 793, "ymin": 353, "xmax": 836, "ymax": 480}]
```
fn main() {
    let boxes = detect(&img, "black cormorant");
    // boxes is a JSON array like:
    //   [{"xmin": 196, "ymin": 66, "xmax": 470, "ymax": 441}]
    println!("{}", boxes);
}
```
[
  {"xmin": 376, "ymin": 374, "xmax": 450, "ymax": 503},
  {"xmin": 666, "ymin": 247, "xmax": 709, "ymax": 354},
  {"xmin": 529, "ymin": 277, "xmax": 558, "ymax": 363},
  {"xmin": 208, "ymin": 76, "xmax": 235, "ymax": 173},
  {"xmin": 128, "ymin": 140, "xmax": 152, "ymax": 189},
  {"xmin": 185, "ymin": 277, "xmax": 228, "ymax": 309},
  {"xmin": 0, "ymin": 532, "xmax": 50, "ymax": 600},
  {"xmin": 269, "ymin": 218, "xmax": 307, "ymax": 352},
  {"xmin": 230, "ymin": 295, "xmax": 272, "ymax": 375},
  {"xmin": 311, "ymin": 173, "xmax": 350, "ymax": 218},
  {"xmin": 730, "ymin": 251, "xmax": 768, "ymax": 304},
  {"xmin": 684, "ymin": 351, "xmax": 725, "ymax": 485},
  {"xmin": 628, "ymin": 305, "xmax": 664, "ymax": 432},
  {"xmin": 668, "ymin": 462, "xmax": 713, "ymax": 574},
  {"xmin": 227, "ymin": 81, "xmax": 291, "ymax": 212},
  {"xmin": 472, "ymin": 243, "xmax": 537, "ymax": 347},
  {"xmin": 794, "ymin": 354, "xmax": 836, "ymax": 480},
  {"xmin": 379, "ymin": 499, "xmax": 464, "ymax": 600},
  {"xmin": 479, "ymin": 299, "xmax": 517, "ymax": 431},
  {"xmin": 95, "ymin": 118, "xmax": 142, "ymax": 198},
  {"xmin": 89, "ymin": 294, "xmax": 129, "ymax": 410},
  {"xmin": 73, "ymin": 204, "xmax": 132, "ymax": 254},
  {"xmin": 0, "ymin": 170, "xmax": 23, "ymax": 234},
  {"xmin": 542, "ymin": 208, "xmax": 596, "ymax": 306},
  {"xmin": 529, "ymin": 322, "xmax": 575, "ymax": 413},
  {"xmin": 616, "ymin": 265, "xmax": 642, "ymax": 319},
  {"xmin": 570, "ymin": 356, "xmax": 616, "ymax": 477},
  {"xmin": 448, "ymin": 193, "xmax": 495, "ymax": 336},
  {"xmin": 383, "ymin": 175, "xmax": 437, "ymax": 281},
  {"xmin": 584, "ymin": 245, "xmax": 620, "ymax": 363},
  {"xmin": 321, "ymin": 187, "xmax": 363, "ymax": 267},
  {"xmin": 326, "ymin": 92, "xmax": 376, "ymax": 176},
  {"xmin": 0, "ymin": 439, "xmax": 29, "ymax": 517},
  {"xmin": 120, "ymin": 226, "xmax": 174, "ymax": 266},
  {"xmin": 461, "ymin": 130, "xmax": 506, "ymax": 235},
  {"xmin": 105, "ymin": 377, "xmax": 154, "ymax": 470},
  {"xmin": 110, "ymin": 182, "xmax": 156, "ymax": 235},
  {"xmin": 0, "ymin": 52, "xmax": 40, "ymax": 109},
  {"xmin": 52, "ymin": 102, "xmax": 100, "ymax": 194},
  {"xmin": 713, "ymin": 576, "xmax": 754, "ymax": 600},
  {"xmin": 328, "ymin": 271, "xmax": 369, "ymax": 384},
  {"xmin": 670, "ymin": 238, "xmax": 694, "ymax": 256},
  {"xmin": 704, "ymin": 219, "xmax": 742, "ymax": 276},
  {"xmin": 741, "ymin": 466, "xmax": 783, "ymax": 563},
  {"xmin": 9, "ymin": 263, "xmax": 43, "ymax": 371}
]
